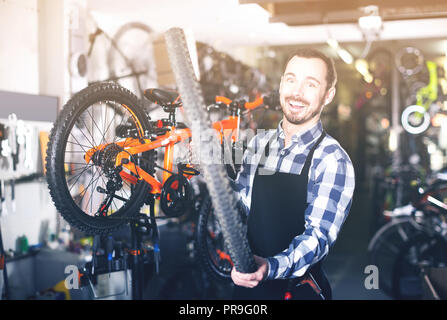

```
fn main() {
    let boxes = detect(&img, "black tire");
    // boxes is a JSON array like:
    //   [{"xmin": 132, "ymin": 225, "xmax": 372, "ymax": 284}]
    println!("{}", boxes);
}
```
[
  {"xmin": 164, "ymin": 27, "xmax": 256, "ymax": 273},
  {"xmin": 46, "ymin": 81, "xmax": 153, "ymax": 235},
  {"xmin": 392, "ymin": 232, "xmax": 447, "ymax": 300},
  {"xmin": 195, "ymin": 193, "xmax": 232, "ymax": 282}
]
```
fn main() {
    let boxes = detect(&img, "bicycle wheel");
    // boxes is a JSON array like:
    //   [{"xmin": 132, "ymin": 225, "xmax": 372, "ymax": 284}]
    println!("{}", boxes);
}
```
[
  {"xmin": 46, "ymin": 81, "xmax": 153, "ymax": 235},
  {"xmin": 195, "ymin": 193, "xmax": 233, "ymax": 282},
  {"xmin": 164, "ymin": 27, "xmax": 256, "ymax": 273},
  {"xmin": 392, "ymin": 233, "xmax": 447, "ymax": 299},
  {"xmin": 107, "ymin": 22, "xmax": 157, "ymax": 98},
  {"xmin": 367, "ymin": 216, "xmax": 424, "ymax": 297}
]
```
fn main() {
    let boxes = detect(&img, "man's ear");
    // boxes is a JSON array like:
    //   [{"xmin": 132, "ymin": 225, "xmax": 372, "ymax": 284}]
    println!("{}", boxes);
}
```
[{"xmin": 324, "ymin": 87, "xmax": 336, "ymax": 106}]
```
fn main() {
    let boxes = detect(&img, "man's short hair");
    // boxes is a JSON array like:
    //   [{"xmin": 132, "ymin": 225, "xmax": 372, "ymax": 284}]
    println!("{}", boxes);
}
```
[{"xmin": 285, "ymin": 48, "xmax": 337, "ymax": 92}]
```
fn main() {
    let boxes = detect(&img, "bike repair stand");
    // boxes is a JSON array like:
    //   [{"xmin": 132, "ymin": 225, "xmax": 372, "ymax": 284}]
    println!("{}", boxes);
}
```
[
  {"xmin": 0, "ymin": 181, "xmax": 10, "ymax": 300},
  {"xmin": 129, "ymin": 195, "xmax": 160, "ymax": 300},
  {"xmin": 79, "ymin": 195, "xmax": 160, "ymax": 300}
]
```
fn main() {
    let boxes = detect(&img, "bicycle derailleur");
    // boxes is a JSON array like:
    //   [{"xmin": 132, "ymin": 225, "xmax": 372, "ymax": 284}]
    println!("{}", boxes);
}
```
[{"xmin": 91, "ymin": 143, "xmax": 127, "ymax": 216}]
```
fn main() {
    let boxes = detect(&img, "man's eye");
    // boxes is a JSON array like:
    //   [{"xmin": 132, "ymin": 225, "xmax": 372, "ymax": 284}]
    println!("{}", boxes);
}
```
[
  {"xmin": 308, "ymin": 82, "xmax": 317, "ymax": 88},
  {"xmin": 286, "ymin": 78, "xmax": 295, "ymax": 83}
]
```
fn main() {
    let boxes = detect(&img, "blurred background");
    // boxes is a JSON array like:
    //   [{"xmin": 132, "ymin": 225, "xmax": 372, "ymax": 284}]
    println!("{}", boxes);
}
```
[{"xmin": 0, "ymin": 0, "xmax": 447, "ymax": 300}]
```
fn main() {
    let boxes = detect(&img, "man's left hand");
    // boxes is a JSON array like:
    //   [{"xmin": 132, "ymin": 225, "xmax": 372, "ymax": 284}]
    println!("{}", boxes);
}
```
[{"xmin": 231, "ymin": 255, "xmax": 269, "ymax": 288}]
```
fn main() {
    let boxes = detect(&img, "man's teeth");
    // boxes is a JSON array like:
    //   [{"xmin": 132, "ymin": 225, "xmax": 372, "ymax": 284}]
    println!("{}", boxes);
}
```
[{"xmin": 289, "ymin": 101, "xmax": 305, "ymax": 107}]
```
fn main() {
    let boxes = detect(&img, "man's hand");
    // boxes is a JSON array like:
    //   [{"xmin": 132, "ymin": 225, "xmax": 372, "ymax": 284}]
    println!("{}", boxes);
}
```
[{"xmin": 231, "ymin": 255, "xmax": 268, "ymax": 288}]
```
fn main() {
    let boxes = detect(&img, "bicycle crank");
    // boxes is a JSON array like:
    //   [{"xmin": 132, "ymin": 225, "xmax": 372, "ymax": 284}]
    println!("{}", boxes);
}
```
[{"xmin": 160, "ymin": 173, "xmax": 194, "ymax": 218}]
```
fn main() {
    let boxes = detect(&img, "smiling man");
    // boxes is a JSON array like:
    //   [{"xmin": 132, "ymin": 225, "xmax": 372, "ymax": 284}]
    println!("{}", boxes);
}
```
[{"xmin": 231, "ymin": 48, "xmax": 355, "ymax": 300}]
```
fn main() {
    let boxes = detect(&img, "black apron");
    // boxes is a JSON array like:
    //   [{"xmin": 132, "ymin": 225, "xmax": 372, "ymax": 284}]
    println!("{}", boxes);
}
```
[{"xmin": 233, "ymin": 131, "xmax": 332, "ymax": 300}]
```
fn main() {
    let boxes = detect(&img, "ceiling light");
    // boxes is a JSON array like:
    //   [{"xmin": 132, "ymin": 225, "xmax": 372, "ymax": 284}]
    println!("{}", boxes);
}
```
[
  {"xmin": 326, "ymin": 38, "xmax": 353, "ymax": 65},
  {"xmin": 355, "ymin": 59, "xmax": 369, "ymax": 76},
  {"xmin": 355, "ymin": 58, "xmax": 374, "ymax": 83},
  {"xmin": 337, "ymin": 48, "xmax": 353, "ymax": 65},
  {"xmin": 326, "ymin": 38, "xmax": 339, "ymax": 49},
  {"xmin": 363, "ymin": 74, "xmax": 373, "ymax": 84}
]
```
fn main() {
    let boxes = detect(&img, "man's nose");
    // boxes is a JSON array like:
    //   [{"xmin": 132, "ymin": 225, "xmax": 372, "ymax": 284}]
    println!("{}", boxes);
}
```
[{"xmin": 290, "ymin": 81, "xmax": 305, "ymax": 97}]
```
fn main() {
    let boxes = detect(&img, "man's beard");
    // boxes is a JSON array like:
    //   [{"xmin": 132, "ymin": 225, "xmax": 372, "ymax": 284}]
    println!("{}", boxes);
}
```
[{"xmin": 281, "ymin": 96, "xmax": 325, "ymax": 125}]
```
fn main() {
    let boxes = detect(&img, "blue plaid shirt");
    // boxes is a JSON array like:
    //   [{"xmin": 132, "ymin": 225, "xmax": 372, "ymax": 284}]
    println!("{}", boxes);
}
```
[{"xmin": 233, "ymin": 120, "xmax": 355, "ymax": 280}]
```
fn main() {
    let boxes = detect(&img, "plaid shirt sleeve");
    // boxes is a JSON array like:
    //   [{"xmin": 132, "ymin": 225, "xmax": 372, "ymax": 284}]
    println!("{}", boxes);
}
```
[{"xmin": 265, "ymin": 146, "xmax": 355, "ymax": 280}]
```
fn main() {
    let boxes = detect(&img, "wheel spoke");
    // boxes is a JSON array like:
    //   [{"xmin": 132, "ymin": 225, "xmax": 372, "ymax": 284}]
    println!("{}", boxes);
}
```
[
  {"xmin": 67, "ymin": 164, "xmax": 94, "ymax": 192},
  {"xmin": 67, "ymin": 133, "xmax": 92, "ymax": 153},
  {"xmin": 86, "ymin": 105, "xmax": 108, "ymax": 146},
  {"xmin": 76, "ymin": 115, "xmax": 97, "ymax": 148}
]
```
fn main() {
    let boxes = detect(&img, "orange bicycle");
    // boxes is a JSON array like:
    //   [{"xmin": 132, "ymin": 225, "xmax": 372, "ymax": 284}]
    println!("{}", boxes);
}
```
[{"xmin": 45, "ymin": 81, "xmax": 273, "ymax": 235}]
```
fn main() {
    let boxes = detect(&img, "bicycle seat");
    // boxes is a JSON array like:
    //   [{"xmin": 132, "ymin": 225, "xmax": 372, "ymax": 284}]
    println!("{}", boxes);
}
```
[{"xmin": 144, "ymin": 88, "xmax": 181, "ymax": 106}]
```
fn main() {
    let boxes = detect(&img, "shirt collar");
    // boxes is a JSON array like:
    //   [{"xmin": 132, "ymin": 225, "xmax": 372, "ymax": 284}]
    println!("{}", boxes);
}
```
[{"xmin": 277, "ymin": 120, "xmax": 324, "ymax": 148}]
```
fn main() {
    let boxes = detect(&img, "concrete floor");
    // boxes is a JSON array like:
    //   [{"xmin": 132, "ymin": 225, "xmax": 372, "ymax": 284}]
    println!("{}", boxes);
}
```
[{"xmin": 324, "ymin": 186, "xmax": 391, "ymax": 300}]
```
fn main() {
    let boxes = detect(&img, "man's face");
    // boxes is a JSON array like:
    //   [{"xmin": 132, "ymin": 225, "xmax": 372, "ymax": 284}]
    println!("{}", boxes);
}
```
[{"xmin": 279, "ymin": 56, "xmax": 335, "ymax": 126}]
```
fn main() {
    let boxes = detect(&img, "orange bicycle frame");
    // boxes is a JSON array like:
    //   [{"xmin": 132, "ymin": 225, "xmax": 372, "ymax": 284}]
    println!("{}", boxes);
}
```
[{"xmin": 83, "ymin": 95, "xmax": 265, "ymax": 196}]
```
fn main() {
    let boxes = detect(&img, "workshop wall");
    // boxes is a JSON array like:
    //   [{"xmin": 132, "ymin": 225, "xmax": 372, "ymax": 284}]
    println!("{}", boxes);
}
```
[
  {"xmin": 0, "ymin": 0, "xmax": 39, "ymax": 95},
  {"xmin": 0, "ymin": 1, "xmax": 69, "ymax": 253}
]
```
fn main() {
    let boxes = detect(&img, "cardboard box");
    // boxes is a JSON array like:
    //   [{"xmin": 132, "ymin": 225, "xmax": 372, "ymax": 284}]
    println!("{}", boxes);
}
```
[{"xmin": 152, "ymin": 31, "xmax": 200, "ymax": 87}]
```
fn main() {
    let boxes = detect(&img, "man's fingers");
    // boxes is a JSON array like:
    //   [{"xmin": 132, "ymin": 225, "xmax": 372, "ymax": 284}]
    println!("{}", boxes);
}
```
[
  {"xmin": 232, "ymin": 267, "xmax": 264, "ymax": 281},
  {"xmin": 231, "ymin": 267, "xmax": 263, "ymax": 288},
  {"xmin": 233, "ymin": 269, "xmax": 256, "ymax": 281},
  {"xmin": 232, "ymin": 277, "xmax": 259, "ymax": 288}
]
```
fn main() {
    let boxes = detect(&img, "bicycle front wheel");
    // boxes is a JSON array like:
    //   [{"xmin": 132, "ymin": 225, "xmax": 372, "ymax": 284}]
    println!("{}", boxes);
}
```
[
  {"xmin": 46, "ymin": 82, "xmax": 153, "ymax": 235},
  {"xmin": 195, "ymin": 193, "xmax": 233, "ymax": 282}
]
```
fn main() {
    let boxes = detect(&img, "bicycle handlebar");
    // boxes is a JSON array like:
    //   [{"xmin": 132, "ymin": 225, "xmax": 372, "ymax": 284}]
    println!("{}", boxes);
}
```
[{"xmin": 214, "ymin": 91, "xmax": 280, "ymax": 111}]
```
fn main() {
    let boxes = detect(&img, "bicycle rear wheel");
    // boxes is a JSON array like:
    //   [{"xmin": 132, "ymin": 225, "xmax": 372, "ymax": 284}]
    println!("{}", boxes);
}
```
[
  {"xmin": 392, "ymin": 233, "xmax": 447, "ymax": 299},
  {"xmin": 164, "ymin": 27, "xmax": 256, "ymax": 273},
  {"xmin": 46, "ymin": 81, "xmax": 153, "ymax": 235},
  {"xmin": 367, "ymin": 216, "xmax": 424, "ymax": 297}
]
